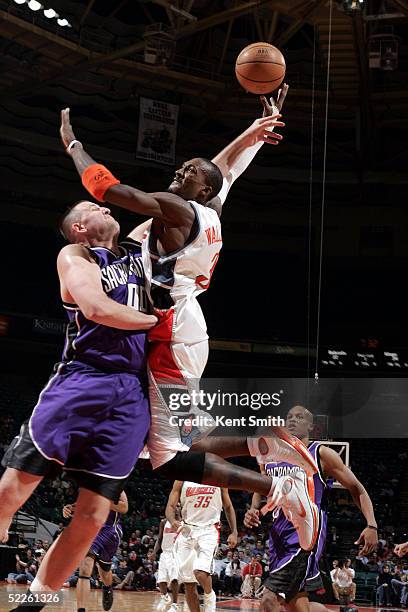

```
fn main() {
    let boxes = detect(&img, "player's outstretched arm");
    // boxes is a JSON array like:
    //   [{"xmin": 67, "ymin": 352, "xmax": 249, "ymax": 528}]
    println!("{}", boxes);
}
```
[
  {"xmin": 221, "ymin": 489, "xmax": 238, "ymax": 548},
  {"xmin": 320, "ymin": 446, "xmax": 378, "ymax": 554},
  {"xmin": 60, "ymin": 108, "xmax": 194, "ymax": 226},
  {"xmin": 57, "ymin": 244, "xmax": 157, "ymax": 331},
  {"xmin": 209, "ymin": 85, "xmax": 288, "ymax": 211},
  {"xmin": 165, "ymin": 481, "xmax": 183, "ymax": 531},
  {"xmin": 111, "ymin": 491, "xmax": 128, "ymax": 514}
]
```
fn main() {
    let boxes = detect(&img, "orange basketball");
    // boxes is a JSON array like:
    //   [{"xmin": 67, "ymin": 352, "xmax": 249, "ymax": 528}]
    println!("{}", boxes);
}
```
[{"xmin": 235, "ymin": 42, "xmax": 286, "ymax": 95}]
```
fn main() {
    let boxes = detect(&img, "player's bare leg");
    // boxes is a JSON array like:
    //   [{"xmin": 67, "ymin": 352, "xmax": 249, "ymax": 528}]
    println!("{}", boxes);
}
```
[
  {"xmin": 286, "ymin": 593, "xmax": 310, "ymax": 612},
  {"xmin": 184, "ymin": 583, "xmax": 200, "ymax": 612},
  {"xmin": 260, "ymin": 589, "xmax": 283, "ymax": 612},
  {"xmin": 200, "ymin": 452, "xmax": 275, "ymax": 495},
  {"xmin": 0, "ymin": 468, "xmax": 43, "ymax": 542},
  {"xmin": 98, "ymin": 566, "xmax": 114, "ymax": 611},
  {"xmin": 194, "ymin": 570, "xmax": 216, "ymax": 611},
  {"xmin": 77, "ymin": 556, "xmax": 94, "ymax": 611},
  {"xmin": 170, "ymin": 579, "xmax": 179, "ymax": 604},
  {"xmin": 32, "ymin": 488, "xmax": 110, "ymax": 592}
]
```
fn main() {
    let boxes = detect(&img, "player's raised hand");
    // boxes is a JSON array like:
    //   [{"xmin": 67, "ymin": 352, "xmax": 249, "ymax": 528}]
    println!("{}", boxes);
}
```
[
  {"xmin": 394, "ymin": 542, "xmax": 408, "ymax": 557},
  {"xmin": 244, "ymin": 507, "xmax": 261, "ymax": 529},
  {"xmin": 60, "ymin": 108, "xmax": 77, "ymax": 150},
  {"xmin": 354, "ymin": 527, "xmax": 378, "ymax": 555},
  {"xmin": 243, "ymin": 115, "xmax": 285, "ymax": 147},
  {"xmin": 260, "ymin": 83, "xmax": 289, "ymax": 117}
]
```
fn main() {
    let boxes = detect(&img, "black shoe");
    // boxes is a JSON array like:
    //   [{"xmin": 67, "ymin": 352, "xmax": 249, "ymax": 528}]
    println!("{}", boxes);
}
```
[{"xmin": 102, "ymin": 587, "xmax": 114, "ymax": 611}]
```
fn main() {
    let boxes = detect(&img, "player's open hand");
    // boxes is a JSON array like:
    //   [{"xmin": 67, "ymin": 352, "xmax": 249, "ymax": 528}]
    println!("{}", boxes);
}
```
[
  {"xmin": 394, "ymin": 542, "xmax": 408, "ymax": 557},
  {"xmin": 260, "ymin": 83, "xmax": 289, "ymax": 117},
  {"xmin": 244, "ymin": 115, "xmax": 285, "ymax": 147},
  {"xmin": 354, "ymin": 527, "xmax": 378, "ymax": 555},
  {"xmin": 60, "ymin": 108, "xmax": 77, "ymax": 150},
  {"xmin": 244, "ymin": 507, "xmax": 261, "ymax": 529}
]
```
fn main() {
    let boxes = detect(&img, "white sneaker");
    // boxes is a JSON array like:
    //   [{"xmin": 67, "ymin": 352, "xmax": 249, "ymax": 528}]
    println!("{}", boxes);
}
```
[
  {"xmin": 168, "ymin": 605, "xmax": 179, "ymax": 612},
  {"xmin": 157, "ymin": 594, "xmax": 172, "ymax": 611},
  {"xmin": 248, "ymin": 427, "xmax": 318, "ymax": 475},
  {"xmin": 203, "ymin": 590, "xmax": 216, "ymax": 612},
  {"xmin": 262, "ymin": 469, "xmax": 318, "ymax": 551}
]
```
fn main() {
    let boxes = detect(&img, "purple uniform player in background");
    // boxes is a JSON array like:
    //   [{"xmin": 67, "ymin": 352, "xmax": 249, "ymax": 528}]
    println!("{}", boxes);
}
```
[
  {"xmin": 0, "ymin": 199, "xmax": 157, "ymax": 610},
  {"xmin": 245, "ymin": 406, "xmax": 378, "ymax": 612},
  {"xmin": 63, "ymin": 491, "xmax": 128, "ymax": 612}
]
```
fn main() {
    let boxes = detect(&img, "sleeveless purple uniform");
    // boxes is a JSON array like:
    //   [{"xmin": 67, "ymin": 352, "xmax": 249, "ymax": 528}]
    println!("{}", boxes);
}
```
[
  {"xmin": 264, "ymin": 442, "xmax": 333, "ymax": 593},
  {"xmin": 12, "ymin": 239, "xmax": 152, "ymax": 491},
  {"xmin": 90, "ymin": 510, "xmax": 123, "ymax": 569}
]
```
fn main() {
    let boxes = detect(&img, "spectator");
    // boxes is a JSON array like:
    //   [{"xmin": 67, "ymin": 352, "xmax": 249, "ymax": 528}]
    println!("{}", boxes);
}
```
[
  {"xmin": 112, "ymin": 559, "xmax": 134, "ymax": 590},
  {"xmin": 52, "ymin": 523, "xmax": 64, "ymax": 541},
  {"xmin": 391, "ymin": 569, "xmax": 408, "ymax": 606},
  {"xmin": 377, "ymin": 565, "xmax": 393, "ymax": 606},
  {"xmin": 238, "ymin": 551, "xmax": 249, "ymax": 569},
  {"xmin": 241, "ymin": 555, "xmax": 262, "ymax": 599},
  {"xmin": 331, "ymin": 559, "xmax": 356, "ymax": 603},
  {"xmin": 224, "ymin": 552, "xmax": 242, "ymax": 596},
  {"xmin": 138, "ymin": 550, "xmax": 157, "ymax": 590}
]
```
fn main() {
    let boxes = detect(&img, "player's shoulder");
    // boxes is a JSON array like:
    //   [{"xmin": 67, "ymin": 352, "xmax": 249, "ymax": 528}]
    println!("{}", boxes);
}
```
[{"xmin": 57, "ymin": 243, "xmax": 96, "ymax": 265}]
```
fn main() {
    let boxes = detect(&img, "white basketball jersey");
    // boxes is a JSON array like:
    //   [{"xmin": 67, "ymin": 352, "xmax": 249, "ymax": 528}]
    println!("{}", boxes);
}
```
[
  {"xmin": 161, "ymin": 520, "xmax": 178, "ymax": 553},
  {"xmin": 180, "ymin": 481, "xmax": 223, "ymax": 527},
  {"xmin": 142, "ymin": 201, "xmax": 222, "ymax": 344}
]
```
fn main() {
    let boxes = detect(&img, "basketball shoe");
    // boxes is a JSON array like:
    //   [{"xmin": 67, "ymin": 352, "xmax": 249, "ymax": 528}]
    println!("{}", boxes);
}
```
[
  {"xmin": 157, "ymin": 593, "xmax": 172, "ymax": 611},
  {"xmin": 262, "ymin": 470, "xmax": 319, "ymax": 551},
  {"xmin": 102, "ymin": 584, "xmax": 114, "ymax": 610},
  {"xmin": 248, "ymin": 427, "xmax": 318, "ymax": 475}
]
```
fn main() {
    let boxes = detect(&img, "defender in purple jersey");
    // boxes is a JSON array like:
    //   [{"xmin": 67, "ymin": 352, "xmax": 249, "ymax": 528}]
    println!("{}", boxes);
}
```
[
  {"xmin": 63, "ymin": 491, "xmax": 128, "ymax": 612},
  {"xmin": 0, "ymin": 199, "xmax": 157, "ymax": 605},
  {"xmin": 245, "ymin": 406, "xmax": 378, "ymax": 612}
]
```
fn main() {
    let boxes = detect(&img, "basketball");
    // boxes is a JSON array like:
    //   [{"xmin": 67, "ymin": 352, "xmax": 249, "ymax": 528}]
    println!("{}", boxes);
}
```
[{"xmin": 235, "ymin": 42, "xmax": 286, "ymax": 94}]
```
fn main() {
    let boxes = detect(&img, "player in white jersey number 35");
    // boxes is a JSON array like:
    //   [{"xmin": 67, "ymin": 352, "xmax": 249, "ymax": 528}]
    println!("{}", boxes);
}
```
[{"xmin": 167, "ymin": 481, "xmax": 238, "ymax": 612}]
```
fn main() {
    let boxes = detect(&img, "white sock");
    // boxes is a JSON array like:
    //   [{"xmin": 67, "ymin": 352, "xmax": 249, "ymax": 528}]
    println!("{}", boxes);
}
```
[
  {"xmin": 30, "ymin": 576, "xmax": 55, "ymax": 592},
  {"xmin": 204, "ymin": 590, "xmax": 215, "ymax": 599},
  {"xmin": 246, "ymin": 437, "xmax": 259, "ymax": 457}
]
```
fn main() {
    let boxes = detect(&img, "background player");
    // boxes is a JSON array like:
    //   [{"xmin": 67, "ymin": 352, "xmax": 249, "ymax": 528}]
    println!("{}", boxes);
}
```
[
  {"xmin": 166, "ymin": 480, "xmax": 238, "ymax": 612},
  {"xmin": 244, "ymin": 405, "xmax": 378, "ymax": 612},
  {"xmin": 62, "ymin": 490, "xmax": 128, "ymax": 612},
  {"xmin": 153, "ymin": 513, "xmax": 181, "ymax": 612},
  {"xmin": 0, "ymin": 200, "xmax": 156, "ymax": 611}
]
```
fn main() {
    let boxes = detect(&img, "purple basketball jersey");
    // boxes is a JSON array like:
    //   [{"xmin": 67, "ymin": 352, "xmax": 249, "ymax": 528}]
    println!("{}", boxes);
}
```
[
  {"xmin": 264, "ymin": 442, "xmax": 333, "ymax": 575},
  {"xmin": 61, "ymin": 239, "xmax": 149, "ymax": 374}
]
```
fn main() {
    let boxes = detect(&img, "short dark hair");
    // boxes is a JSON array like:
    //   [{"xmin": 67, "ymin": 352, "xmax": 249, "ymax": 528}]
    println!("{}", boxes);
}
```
[
  {"xmin": 199, "ymin": 158, "xmax": 223, "ymax": 200},
  {"xmin": 59, "ymin": 200, "xmax": 88, "ymax": 241}
]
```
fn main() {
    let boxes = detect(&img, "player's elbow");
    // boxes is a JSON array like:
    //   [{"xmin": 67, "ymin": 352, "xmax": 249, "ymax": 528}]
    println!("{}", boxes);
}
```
[{"xmin": 81, "ymin": 301, "xmax": 110, "ymax": 323}]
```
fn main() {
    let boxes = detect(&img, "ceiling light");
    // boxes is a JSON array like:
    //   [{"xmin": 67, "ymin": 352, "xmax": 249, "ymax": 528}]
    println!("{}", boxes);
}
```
[
  {"xmin": 28, "ymin": 0, "xmax": 43, "ymax": 10},
  {"xmin": 57, "ymin": 18, "xmax": 69, "ymax": 26},
  {"xmin": 13, "ymin": 0, "xmax": 27, "ymax": 4},
  {"xmin": 44, "ymin": 8, "xmax": 58, "ymax": 17}
]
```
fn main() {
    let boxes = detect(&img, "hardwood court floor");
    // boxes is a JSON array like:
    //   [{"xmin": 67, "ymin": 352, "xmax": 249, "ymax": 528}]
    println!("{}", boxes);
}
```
[{"xmin": 0, "ymin": 586, "xmax": 405, "ymax": 612}]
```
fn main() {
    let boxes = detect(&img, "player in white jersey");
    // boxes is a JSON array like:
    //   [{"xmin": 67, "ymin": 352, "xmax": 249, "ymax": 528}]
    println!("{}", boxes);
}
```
[
  {"xmin": 60, "ymin": 89, "xmax": 321, "ymax": 554},
  {"xmin": 153, "ymin": 516, "xmax": 180, "ymax": 612},
  {"xmin": 167, "ymin": 481, "xmax": 238, "ymax": 612}
]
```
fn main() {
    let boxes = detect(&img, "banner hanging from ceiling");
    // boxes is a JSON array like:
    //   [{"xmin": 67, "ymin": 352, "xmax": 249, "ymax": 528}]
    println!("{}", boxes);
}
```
[{"xmin": 136, "ymin": 97, "xmax": 179, "ymax": 165}]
